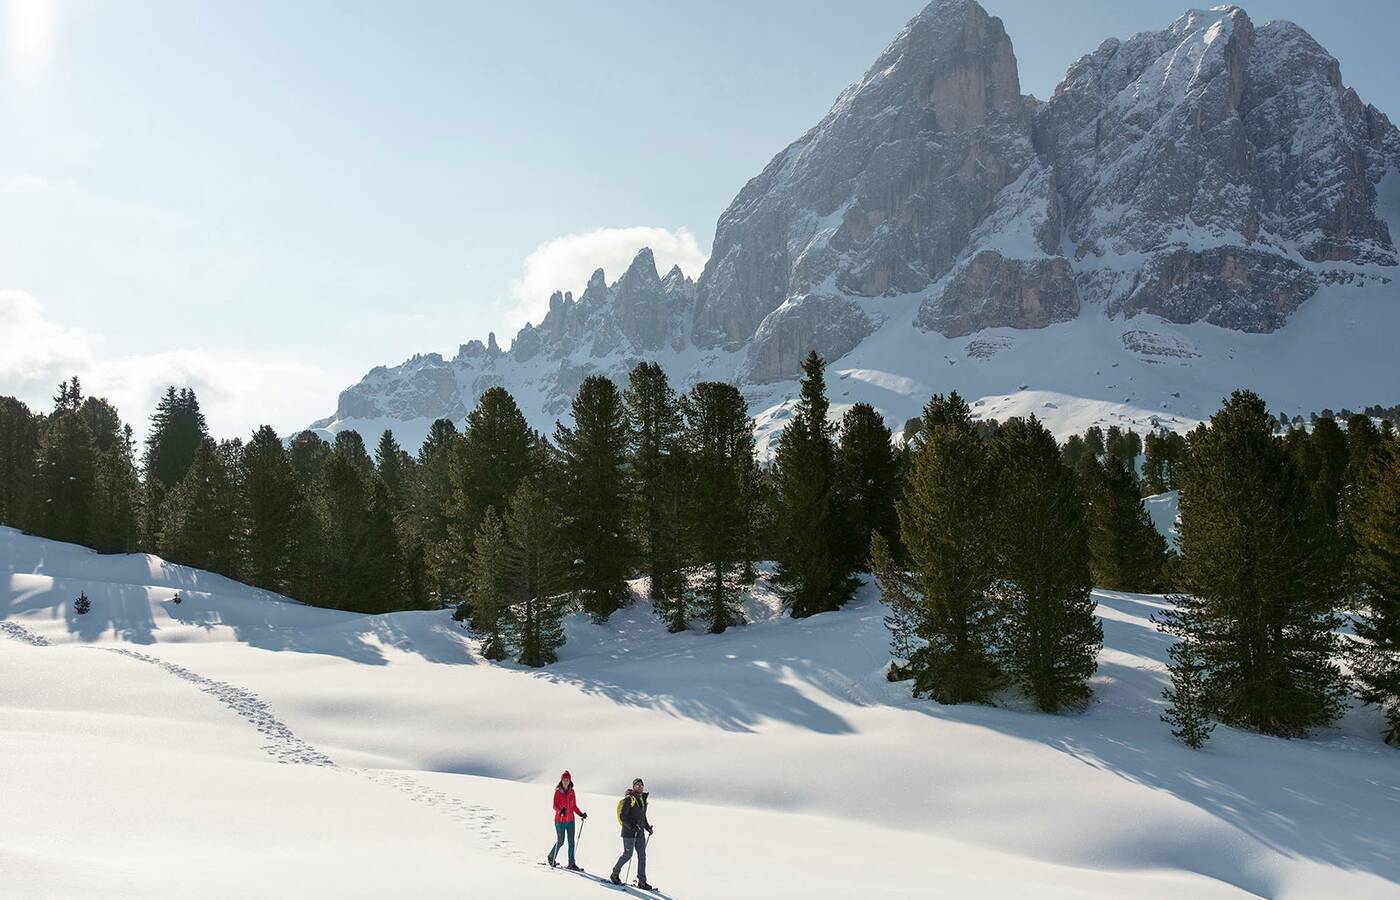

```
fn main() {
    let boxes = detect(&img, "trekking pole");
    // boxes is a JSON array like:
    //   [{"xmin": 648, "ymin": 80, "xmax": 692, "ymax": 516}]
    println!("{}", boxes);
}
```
[{"xmin": 577, "ymin": 817, "xmax": 585, "ymax": 855}]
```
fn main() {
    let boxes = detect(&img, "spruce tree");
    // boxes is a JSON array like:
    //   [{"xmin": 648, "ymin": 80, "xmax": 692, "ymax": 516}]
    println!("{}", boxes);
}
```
[
  {"xmin": 1161, "ymin": 640, "xmax": 1216, "ymax": 749},
  {"xmin": 465, "ymin": 506, "xmax": 511, "ymax": 660},
  {"xmin": 881, "ymin": 391, "xmax": 1001, "ymax": 703},
  {"xmin": 624, "ymin": 362, "xmax": 689, "ymax": 630},
  {"xmin": 556, "ymin": 375, "xmax": 632, "ymax": 622},
  {"xmin": 836, "ymin": 402, "xmax": 901, "ymax": 570},
  {"xmin": 446, "ymin": 389, "xmax": 532, "ymax": 599},
  {"xmin": 359, "ymin": 475, "xmax": 407, "ymax": 611},
  {"xmin": 772, "ymin": 351, "xmax": 856, "ymax": 617},
  {"xmin": 1085, "ymin": 458, "xmax": 1168, "ymax": 591},
  {"xmin": 242, "ymin": 426, "xmax": 300, "ymax": 592},
  {"xmin": 1351, "ymin": 438, "xmax": 1400, "ymax": 743},
  {"xmin": 0, "ymin": 397, "xmax": 41, "ymax": 530},
  {"xmin": 317, "ymin": 446, "xmax": 371, "ymax": 610},
  {"xmin": 682, "ymin": 382, "xmax": 755, "ymax": 634},
  {"xmin": 33, "ymin": 405, "xmax": 95, "ymax": 545},
  {"xmin": 1157, "ymin": 390, "xmax": 1347, "ymax": 737},
  {"xmin": 1143, "ymin": 431, "xmax": 1187, "ymax": 494},
  {"xmin": 989, "ymin": 417, "xmax": 1101, "ymax": 712},
  {"xmin": 332, "ymin": 430, "xmax": 375, "ymax": 480},
  {"xmin": 88, "ymin": 424, "xmax": 142, "ymax": 554},
  {"xmin": 413, "ymin": 418, "xmax": 460, "ymax": 606},
  {"xmin": 504, "ymin": 479, "xmax": 568, "ymax": 667},
  {"xmin": 143, "ymin": 387, "xmax": 208, "ymax": 545},
  {"xmin": 159, "ymin": 437, "xmax": 240, "ymax": 575},
  {"xmin": 374, "ymin": 429, "xmax": 414, "ymax": 515}
]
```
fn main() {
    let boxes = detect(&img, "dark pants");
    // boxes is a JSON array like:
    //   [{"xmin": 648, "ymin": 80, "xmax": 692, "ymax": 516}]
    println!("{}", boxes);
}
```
[
  {"xmin": 612, "ymin": 832, "xmax": 646, "ymax": 882},
  {"xmin": 549, "ymin": 820, "xmax": 576, "ymax": 866}
]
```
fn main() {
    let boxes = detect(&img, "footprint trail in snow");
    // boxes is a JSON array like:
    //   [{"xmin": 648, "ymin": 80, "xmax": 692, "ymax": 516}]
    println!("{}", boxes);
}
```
[{"xmin": 0, "ymin": 623, "xmax": 524, "ymax": 862}]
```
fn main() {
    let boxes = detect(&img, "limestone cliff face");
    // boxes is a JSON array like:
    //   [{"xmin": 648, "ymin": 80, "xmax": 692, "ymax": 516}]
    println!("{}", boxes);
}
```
[
  {"xmin": 696, "ymin": 0, "xmax": 1056, "ymax": 371},
  {"xmin": 1035, "ymin": 6, "xmax": 1399, "ymax": 324},
  {"xmin": 315, "ymin": 1, "xmax": 1400, "ymax": 438}
]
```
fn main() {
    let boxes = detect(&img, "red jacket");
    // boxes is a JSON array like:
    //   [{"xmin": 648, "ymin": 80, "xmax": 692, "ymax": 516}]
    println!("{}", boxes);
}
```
[{"xmin": 553, "ymin": 784, "xmax": 583, "ymax": 824}]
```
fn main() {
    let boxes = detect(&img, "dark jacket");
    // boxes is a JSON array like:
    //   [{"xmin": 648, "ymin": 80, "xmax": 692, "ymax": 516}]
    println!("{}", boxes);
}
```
[{"xmin": 619, "ymin": 789, "xmax": 650, "ymax": 838}]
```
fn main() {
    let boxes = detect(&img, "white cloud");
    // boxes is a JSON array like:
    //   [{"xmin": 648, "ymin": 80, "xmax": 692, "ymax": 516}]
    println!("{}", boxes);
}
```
[
  {"xmin": 505, "ymin": 226, "xmax": 708, "ymax": 333},
  {"xmin": 0, "ymin": 290, "xmax": 341, "ymax": 441}
]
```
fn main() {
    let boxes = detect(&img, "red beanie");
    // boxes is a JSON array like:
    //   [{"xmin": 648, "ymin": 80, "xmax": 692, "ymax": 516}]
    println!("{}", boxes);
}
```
[{"xmin": 561, "ymin": 770, "xmax": 571, "ymax": 781}]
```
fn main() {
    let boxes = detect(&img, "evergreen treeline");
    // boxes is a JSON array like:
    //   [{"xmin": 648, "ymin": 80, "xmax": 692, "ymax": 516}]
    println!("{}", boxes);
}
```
[{"xmin": 4, "ymin": 374, "xmax": 1398, "ymax": 743}]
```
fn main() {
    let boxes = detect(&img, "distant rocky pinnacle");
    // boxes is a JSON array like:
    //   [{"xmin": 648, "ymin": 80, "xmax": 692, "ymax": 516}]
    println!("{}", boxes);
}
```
[{"xmin": 312, "ymin": 1, "xmax": 1399, "ymax": 444}]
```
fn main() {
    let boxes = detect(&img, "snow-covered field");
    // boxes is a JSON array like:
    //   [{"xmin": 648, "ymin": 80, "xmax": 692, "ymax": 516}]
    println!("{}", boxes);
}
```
[{"xmin": 3, "ymin": 525, "xmax": 1397, "ymax": 898}]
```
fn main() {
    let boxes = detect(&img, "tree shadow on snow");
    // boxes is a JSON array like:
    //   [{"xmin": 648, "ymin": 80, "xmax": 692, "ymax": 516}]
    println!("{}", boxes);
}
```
[{"xmin": 893, "ymin": 594, "xmax": 1400, "ymax": 894}]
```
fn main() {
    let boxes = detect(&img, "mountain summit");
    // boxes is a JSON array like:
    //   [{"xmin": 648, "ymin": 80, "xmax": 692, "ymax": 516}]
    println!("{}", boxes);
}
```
[{"xmin": 311, "ymin": 2, "xmax": 1400, "ymax": 453}]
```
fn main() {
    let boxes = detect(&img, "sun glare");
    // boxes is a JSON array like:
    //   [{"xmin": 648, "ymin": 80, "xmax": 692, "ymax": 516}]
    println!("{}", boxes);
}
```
[{"xmin": 5, "ymin": 0, "xmax": 56, "ymax": 83}]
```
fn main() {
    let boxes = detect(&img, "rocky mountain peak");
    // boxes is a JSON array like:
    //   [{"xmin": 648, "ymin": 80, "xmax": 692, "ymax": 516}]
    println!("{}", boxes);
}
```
[{"xmin": 313, "ymin": 4, "xmax": 1400, "ymax": 449}]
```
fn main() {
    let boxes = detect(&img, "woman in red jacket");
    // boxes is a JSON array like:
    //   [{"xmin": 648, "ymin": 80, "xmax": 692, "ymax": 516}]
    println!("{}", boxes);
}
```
[{"xmin": 547, "ymin": 770, "xmax": 588, "ymax": 870}]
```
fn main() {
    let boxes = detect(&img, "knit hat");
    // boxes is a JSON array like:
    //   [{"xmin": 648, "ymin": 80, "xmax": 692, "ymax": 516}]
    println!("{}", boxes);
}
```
[{"xmin": 561, "ymin": 770, "xmax": 571, "ymax": 781}]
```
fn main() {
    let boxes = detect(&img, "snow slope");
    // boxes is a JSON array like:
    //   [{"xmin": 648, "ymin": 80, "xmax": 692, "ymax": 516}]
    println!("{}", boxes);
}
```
[{"xmin": 3, "ymin": 526, "xmax": 1398, "ymax": 898}]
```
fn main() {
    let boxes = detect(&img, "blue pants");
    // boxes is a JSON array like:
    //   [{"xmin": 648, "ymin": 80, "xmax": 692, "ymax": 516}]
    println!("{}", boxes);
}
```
[{"xmin": 549, "ymin": 820, "xmax": 576, "ymax": 866}]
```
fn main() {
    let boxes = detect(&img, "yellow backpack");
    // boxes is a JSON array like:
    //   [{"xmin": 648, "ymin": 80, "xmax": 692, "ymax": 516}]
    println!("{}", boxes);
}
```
[{"xmin": 615, "ymin": 794, "xmax": 632, "ymax": 826}]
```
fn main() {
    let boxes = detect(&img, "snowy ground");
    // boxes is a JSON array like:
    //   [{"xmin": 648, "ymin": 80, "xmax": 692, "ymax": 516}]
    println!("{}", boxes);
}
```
[{"xmin": 3, "ymin": 525, "xmax": 1398, "ymax": 898}]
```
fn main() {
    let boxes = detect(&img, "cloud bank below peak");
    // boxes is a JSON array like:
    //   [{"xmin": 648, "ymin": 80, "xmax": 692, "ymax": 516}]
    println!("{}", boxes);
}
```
[{"xmin": 506, "ymin": 226, "xmax": 707, "ymax": 333}]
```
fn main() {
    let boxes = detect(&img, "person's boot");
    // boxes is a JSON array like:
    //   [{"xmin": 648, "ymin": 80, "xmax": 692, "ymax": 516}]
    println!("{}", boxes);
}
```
[
  {"xmin": 546, "ymin": 855, "xmax": 557, "ymax": 868},
  {"xmin": 609, "ymin": 872, "xmax": 622, "ymax": 885},
  {"xmin": 636, "ymin": 881, "xmax": 656, "ymax": 891},
  {"xmin": 566, "ymin": 863, "xmax": 583, "ymax": 872}
]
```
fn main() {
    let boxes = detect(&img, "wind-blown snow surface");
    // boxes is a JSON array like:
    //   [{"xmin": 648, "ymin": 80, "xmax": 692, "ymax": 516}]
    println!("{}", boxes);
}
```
[{"xmin": 3, "ymin": 527, "xmax": 1397, "ymax": 898}]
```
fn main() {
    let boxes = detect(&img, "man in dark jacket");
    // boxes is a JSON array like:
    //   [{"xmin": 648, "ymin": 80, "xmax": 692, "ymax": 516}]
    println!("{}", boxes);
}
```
[{"xmin": 609, "ymin": 778, "xmax": 654, "ymax": 889}]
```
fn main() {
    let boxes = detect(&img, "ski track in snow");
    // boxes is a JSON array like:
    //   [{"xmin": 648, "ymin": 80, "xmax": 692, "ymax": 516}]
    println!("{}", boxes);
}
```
[
  {"xmin": 0, "ymin": 622, "xmax": 524, "ymax": 862},
  {"xmin": 0, "ymin": 621, "xmax": 49, "ymax": 646}
]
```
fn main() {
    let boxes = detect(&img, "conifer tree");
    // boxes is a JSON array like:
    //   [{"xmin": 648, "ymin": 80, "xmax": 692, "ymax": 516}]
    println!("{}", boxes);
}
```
[
  {"xmin": 413, "ymin": 418, "xmax": 460, "ymax": 605},
  {"xmin": 1085, "ymin": 458, "xmax": 1168, "ymax": 591},
  {"xmin": 88, "ymin": 424, "xmax": 142, "ymax": 554},
  {"xmin": 317, "ymin": 447, "xmax": 370, "ymax": 610},
  {"xmin": 989, "ymin": 417, "xmax": 1101, "ymax": 712},
  {"xmin": 332, "ymin": 430, "xmax": 375, "ymax": 480},
  {"xmin": 1143, "ymin": 431, "xmax": 1187, "ymax": 494},
  {"xmin": 504, "ymin": 479, "xmax": 567, "ymax": 667},
  {"xmin": 359, "ymin": 475, "xmax": 407, "ymax": 611},
  {"xmin": 682, "ymin": 382, "xmax": 755, "ymax": 634},
  {"xmin": 772, "ymin": 351, "xmax": 856, "ymax": 617},
  {"xmin": 446, "ymin": 389, "xmax": 532, "ymax": 598},
  {"xmin": 159, "ymin": 437, "xmax": 240, "ymax": 576},
  {"xmin": 374, "ymin": 429, "xmax": 414, "ymax": 515},
  {"xmin": 33, "ymin": 405, "xmax": 95, "ymax": 545},
  {"xmin": 1161, "ymin": 640, "xmax": 1215, "ymax": 749},
  {"xmin": 1157, "ymin": 391, "xmax": 1347, "ymax": 737},
  {"xmin": 242, "ymin": 426, "xmax": 300, "ymax": 592},
  {"xmin": 882, "ymin": 391, "xmax": 1001, "ymax": 703},
  {"xmin": 143, "ymin": 387, "xmax": 209, "ymax": 544},
  {"xmin": 556, "ymin": 375, "xmax": 632, "ymax": 622},
  {"xmin": 465, "ymin": 506, "xmax": 511, "ymax": 659},
  {"xmin": 624, "ymin": 362, "xmax": 689, "ymax": 630},
  {"xmin": 1351, "ymin": 438, "xmax": 1400, "ymax": 743},
  {"xmin": 0, "ymin": 397, "xmax": 40, "ymax": 530},
  {"xmin": 288, "ymin": 431, "xmax": 331, "ymax": 486},
  {"xmin": 836, "ymin": 402, "xmax": 901, "ymax": 570}
]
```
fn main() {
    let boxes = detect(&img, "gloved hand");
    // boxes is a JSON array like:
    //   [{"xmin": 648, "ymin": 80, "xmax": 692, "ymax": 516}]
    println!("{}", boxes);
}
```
[
  {"xmin": 646, "ymin": 825, "xmax": 654, "ymax": 835},
  {"xmin": 579, "ymin": 812, "xmax": 588, "ymax": 820}
]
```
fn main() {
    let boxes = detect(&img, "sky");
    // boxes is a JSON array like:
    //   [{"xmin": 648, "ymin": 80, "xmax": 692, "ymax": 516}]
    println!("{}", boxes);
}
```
[{"xmin": 3, "ymin": 0, "xmax": 1398, "ymax": 440}]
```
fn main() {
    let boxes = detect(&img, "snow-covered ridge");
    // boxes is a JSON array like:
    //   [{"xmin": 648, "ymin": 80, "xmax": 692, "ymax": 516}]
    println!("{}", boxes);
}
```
[{"xmin": 311, "ymin": 1, "xmax": 1400, "ymax": 453}]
